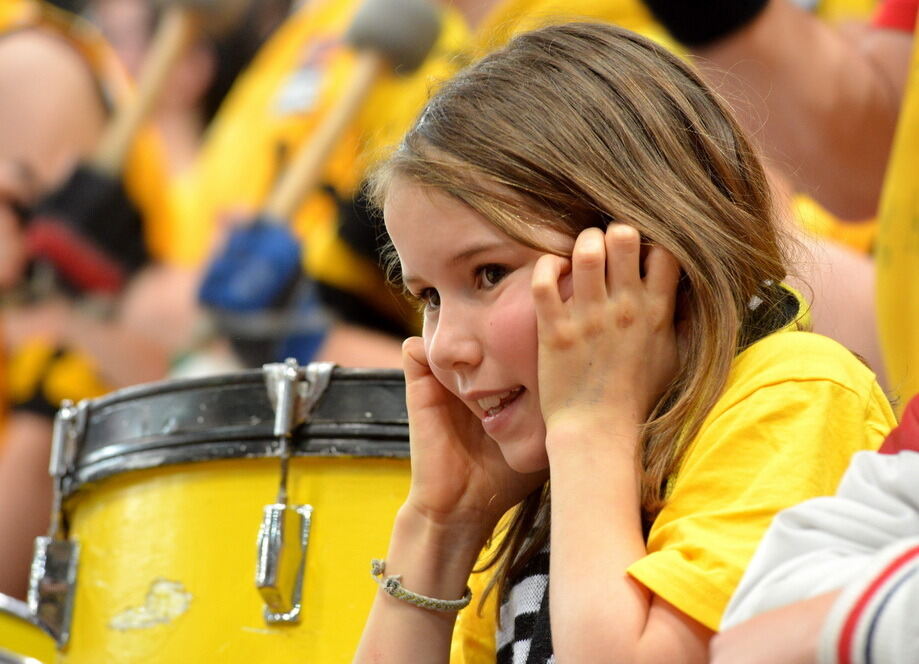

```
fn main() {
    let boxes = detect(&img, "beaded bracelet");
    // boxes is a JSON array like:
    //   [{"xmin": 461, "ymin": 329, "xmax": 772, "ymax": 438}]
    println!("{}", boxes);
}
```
[{"xmin": 370, "ymin": 559, "xmax": 472, "ymax": 612}]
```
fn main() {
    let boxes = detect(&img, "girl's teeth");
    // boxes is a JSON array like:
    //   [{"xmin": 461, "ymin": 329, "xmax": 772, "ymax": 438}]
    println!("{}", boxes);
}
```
[{"xmin": 477, "ymin": 388, "xmax": 521, "ymax": 413}]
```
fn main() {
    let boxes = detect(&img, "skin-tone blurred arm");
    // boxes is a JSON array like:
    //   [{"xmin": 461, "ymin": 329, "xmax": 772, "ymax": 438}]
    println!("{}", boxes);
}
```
[
  {"xmin": 0, "ymin": 414, "xmax": 54, "ymax": 599},
  {"xmin": 710, "ymin": 591, "xmax": 840, "ymax": 664},
  {"xmin": 691, "ymin": 0, "xmax": 913, "ymax": 220},
  {"xmin": 315, "ymin": 321, "xmax": 404, "ymax": 368}
]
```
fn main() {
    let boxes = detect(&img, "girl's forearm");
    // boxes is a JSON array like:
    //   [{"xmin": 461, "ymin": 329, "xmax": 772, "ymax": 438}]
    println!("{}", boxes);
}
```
[
  {"xmin": 546, "ymin": 419, "xmax": 652, "ymax": 662},
  {"xmin": 547, "ymin": 418, "xmax": 710, "ymax": 663},
  {"xmin": 353, "ymin": 504, "xmax": 485, "ymax": 663}
]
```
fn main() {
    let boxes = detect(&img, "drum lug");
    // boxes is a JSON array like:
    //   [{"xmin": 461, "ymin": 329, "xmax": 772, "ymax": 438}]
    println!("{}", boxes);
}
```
[
  {"xmin": 263, "ymin": 359, "xmax": 334, "ymax": 436},
  {"xmin": 255, "ymin": 503, "xmax": 313, "ymax": 624},
  {"xmin": 257, "ymin": 360, "xmax": 330, "ymax": 623},
  {"xmin": 29, "ymin": 399, "xmax": 85, "ymax": 648},
  {"xmin": 49, "ymin": 400, "xmax": 87, "ymax": 481},
  {"xmin": 28, "ymin": 536, "xmax": 79, "ymax": 649}
]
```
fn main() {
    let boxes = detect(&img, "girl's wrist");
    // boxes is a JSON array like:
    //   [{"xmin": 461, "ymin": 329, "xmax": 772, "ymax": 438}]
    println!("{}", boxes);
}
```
[
  {"xmin": 544, "ymin": 409, "xmax": 643, "ymax": 456},
  {"xmin": 390, "ymin": 503, "xmax": 490, "ymax": 574},
  {"xmin": 372, "ymin": 505, "xmax": 485, "ymax": 619}
]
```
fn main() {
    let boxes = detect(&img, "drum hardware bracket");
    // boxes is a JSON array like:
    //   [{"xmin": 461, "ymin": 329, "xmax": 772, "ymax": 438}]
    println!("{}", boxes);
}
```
[
  {"xmin": 264, "ymin": 359, "xmax": 334, "ymax": 445},
  {"xmin": 27, "ymin": 537, "xmax": 79, "ymax": 650},
  {"xmin": 28, "ymin": 399, "xmax": 86, "ymax": 649},
  {"xmin": 256, "ymin": 360, "xmax": 332, "ymax": 624},
  {"xmin": 255, "ymin": 504, "xmax": 313, "ymax": 624},
  {"xmin": 49, "ymin": 399, "xmax": 88, "ymax": 482}
]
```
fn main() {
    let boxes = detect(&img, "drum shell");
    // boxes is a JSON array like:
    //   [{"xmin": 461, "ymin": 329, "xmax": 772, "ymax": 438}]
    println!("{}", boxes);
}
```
[
  {"xmin": 61, "ymin": 455, "xmax": 409, "ymax": 662},
  {"xmin": 0, "ymin": 594, "xmax": 56, "ymax": 663},
  {"xmin": 51, "ymin": 367, "xmax": 410, "ymax": 662}
]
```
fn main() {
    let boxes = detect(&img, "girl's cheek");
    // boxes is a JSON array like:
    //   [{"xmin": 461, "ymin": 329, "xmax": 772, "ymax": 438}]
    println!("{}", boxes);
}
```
[{"xmin": 489, "ymin": 290, "xmax": 539, "ymax": 359}]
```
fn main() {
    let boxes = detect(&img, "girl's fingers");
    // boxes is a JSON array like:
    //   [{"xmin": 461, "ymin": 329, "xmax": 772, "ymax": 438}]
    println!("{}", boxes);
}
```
[
  {"xmin": 643, "ymin": 245, "xmax": 682, "ymax": 323},
  {"xmin": 532, "ymin": 254, "xmax": 569, "ymax": 324},
  {"xmin": 605, "ymin": 223, "xmax": 642, "ymax": 293},
  {"xmin": 643, "ymin": 245, "xmax": 682, "ymax": 298},
  {"xmin": 571, "ymin": 228, "xmax": 608, "ymax": 304}
]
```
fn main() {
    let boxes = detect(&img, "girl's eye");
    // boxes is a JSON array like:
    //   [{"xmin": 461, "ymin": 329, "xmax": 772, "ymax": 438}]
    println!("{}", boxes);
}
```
[{"xmin": 478, "ymin": 264, "xmax": 508, "ymax": 288}]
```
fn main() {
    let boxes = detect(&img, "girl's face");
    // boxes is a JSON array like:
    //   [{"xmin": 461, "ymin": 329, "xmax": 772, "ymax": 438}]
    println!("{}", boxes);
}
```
[{"xmin": 384, "ymin": 179, "xmax": 573, "ymax": 473}]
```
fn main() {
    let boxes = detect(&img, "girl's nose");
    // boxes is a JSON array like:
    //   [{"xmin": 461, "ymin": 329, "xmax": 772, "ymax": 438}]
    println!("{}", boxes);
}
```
[{"xmin": 425, "ymin": 305, "xmax": 483, "ymax": 373}]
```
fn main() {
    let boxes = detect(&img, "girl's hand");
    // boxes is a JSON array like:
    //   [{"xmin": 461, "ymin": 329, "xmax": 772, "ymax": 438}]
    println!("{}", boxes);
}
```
[
  {"xmin": 402, "ymin": 337, "xmax": 547, "ymax": 545},
  {"xmin": 532, "ymin": 224, "xmax": 681, "ymax": 440}
]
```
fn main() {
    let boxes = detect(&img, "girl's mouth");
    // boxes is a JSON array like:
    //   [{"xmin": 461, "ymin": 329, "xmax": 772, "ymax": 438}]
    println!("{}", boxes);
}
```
[{"xmin": 477, "ymin": 387, "xmax": 524, "ymax": 417}]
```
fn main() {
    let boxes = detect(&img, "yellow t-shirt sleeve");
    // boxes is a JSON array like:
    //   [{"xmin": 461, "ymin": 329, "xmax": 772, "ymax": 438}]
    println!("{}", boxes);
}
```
[{"xmin": 628, "ymin": 348, "xmax": 894, "ymax": 630}]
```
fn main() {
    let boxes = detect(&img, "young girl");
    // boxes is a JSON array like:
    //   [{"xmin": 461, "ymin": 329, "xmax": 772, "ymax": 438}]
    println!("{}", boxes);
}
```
[{"xmin": 354, "ymin": 22, "xmax": 895, "ymax": 663}]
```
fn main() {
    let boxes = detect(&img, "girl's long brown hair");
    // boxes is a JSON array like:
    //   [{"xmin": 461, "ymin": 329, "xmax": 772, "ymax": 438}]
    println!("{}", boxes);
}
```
[{"xmin": 369, "ymin": 22, "xmax": 800, "ymax": 608}]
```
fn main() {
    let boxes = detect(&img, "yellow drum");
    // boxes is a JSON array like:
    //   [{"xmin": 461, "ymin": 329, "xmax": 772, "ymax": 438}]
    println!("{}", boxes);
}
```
[
  {"xmin": 0, "ymin": 594, "xmax": 55, "ymax": 663},
  {"xmin": 31, "ymin": 364, "xmax": 409, "ymax": 663}
]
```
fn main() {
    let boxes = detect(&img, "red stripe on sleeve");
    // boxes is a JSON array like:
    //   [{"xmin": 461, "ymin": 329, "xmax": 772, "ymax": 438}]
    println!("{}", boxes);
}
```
[{"xmin": 837, "ymin": 545, "xmax": 919, "ymax": 664}]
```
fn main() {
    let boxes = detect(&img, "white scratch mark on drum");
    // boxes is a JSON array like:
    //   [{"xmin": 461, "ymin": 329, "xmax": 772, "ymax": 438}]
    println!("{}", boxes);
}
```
[
  {"xmin": 241, "ymin": 626, "xmax": 276, "ymax": 635},
  {"xmin": 108, "ymin": 579, "xmax": 192, "ymax": 630}
]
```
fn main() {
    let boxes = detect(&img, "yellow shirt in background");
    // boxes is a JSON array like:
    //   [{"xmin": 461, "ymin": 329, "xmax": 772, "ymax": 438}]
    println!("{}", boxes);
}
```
[
  {"xmin": 876, "ymin": 34, "xmax": 919, "ymax": 410},
  {"xmin": 473, "ymin": 0, "xmax": 676, "ymax": 56},
  {"xmin": 189, "ymin": 0, "xmax": 469, "ymax": 324},
  {"xmin": 451, "ymin": 330, "xmax": 894, "ymax": 660}
]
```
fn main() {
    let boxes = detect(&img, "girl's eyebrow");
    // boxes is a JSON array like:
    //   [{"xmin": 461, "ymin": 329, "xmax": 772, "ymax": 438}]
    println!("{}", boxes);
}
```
[
  {"xmin": 402, "ymin": 240, "xmax": 509, "ymax": 286},
  {"xmin": 447, "ymin": 240, "xmax": 507, "ymax": 267}
]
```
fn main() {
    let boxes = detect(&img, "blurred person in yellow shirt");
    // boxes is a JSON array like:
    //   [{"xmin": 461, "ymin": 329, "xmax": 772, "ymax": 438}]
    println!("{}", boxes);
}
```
[{"xmin": 0, "ymin": 0, "xmax": 194, "ymax": 598}]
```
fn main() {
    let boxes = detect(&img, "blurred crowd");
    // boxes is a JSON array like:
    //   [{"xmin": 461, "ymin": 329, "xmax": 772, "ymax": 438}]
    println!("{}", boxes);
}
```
[{"xmin": 0, "ymin": 0, "xmax": 916, "ymax": 658}]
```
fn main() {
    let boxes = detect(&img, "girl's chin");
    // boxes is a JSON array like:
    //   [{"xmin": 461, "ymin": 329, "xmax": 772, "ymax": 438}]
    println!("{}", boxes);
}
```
[{"xmin": 496, "ymin": 437, "xmax": 550, "ymax": 475}]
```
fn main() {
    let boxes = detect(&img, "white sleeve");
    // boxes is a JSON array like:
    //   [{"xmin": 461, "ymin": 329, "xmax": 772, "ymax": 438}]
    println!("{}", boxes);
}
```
[
  {"xmin": 817, "ymin": 537, "xmax": 919, "ymax": 664},
  {"xmin": 721, "ymin": 451, "xmax": 919, "ymax": 629}
]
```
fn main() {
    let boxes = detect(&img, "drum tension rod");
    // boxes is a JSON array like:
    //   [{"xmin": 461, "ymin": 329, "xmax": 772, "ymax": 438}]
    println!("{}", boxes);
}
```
[
  {"xmin": 28, "ymin": 398, "xmax": 87, "ymax": 649},
  {"xmin": 256, "ymin": 359, "xmax": 333, "ymax": 625}
]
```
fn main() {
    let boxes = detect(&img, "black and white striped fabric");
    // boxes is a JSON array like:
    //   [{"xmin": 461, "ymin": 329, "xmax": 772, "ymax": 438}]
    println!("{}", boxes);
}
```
[{"xmin": 495, "ymin": 545, "xmax": 554, "ymax": 664}]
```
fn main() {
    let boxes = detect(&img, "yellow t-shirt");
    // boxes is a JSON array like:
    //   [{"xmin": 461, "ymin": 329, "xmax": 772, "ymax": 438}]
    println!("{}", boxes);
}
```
[
  {"xmin": 450, "ymin": 330, "xmax": 895, "ymax": 660},
  {"xmin": 876, "ymin": 33, "xmax": 919, "ymax": 410}
]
